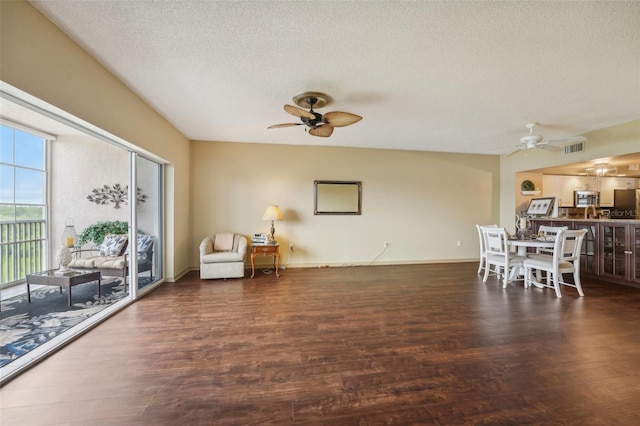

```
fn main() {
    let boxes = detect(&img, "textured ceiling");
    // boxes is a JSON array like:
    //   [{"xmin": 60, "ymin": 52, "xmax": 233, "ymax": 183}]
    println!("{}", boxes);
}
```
[{"xmin": 27, "ymin": 1, "xmax": 640, "ymax": 154}]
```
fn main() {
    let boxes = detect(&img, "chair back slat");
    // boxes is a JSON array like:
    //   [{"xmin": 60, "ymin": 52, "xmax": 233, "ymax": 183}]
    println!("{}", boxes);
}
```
[
  {"xmin": 560, "ymin": 229, "xmax": 587, "ymax": 261},
  {"xmin": 483, "ymin": 228, "xmax": 507, "ymax": 255},
  {"xmin": 476, "ymin": 224, "xmax": 497, "ymax": 253},
  {"xmin": 538, "ymin": 225, "xmax": 568, "ymax": 239},
  {"xmin": 537, "ymin": 225, "xmax": 568, "ymax": 254}
]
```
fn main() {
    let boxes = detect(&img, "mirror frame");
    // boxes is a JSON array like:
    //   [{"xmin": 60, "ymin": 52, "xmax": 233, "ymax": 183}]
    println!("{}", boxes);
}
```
[{"xmin": 314, "ymin": 180, "xmax": 362, "ymax": 215}]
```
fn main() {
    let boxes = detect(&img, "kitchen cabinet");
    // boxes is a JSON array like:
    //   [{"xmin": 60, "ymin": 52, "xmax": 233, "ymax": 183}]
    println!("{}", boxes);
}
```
[
  {"xmin": 543, "ymin": 176, "xmax": 640, "ymax": 209},
  {"xmin": 599, "ymin": 177, "xmax": 640, "ymax": 207},
  {"xmin": 532, "ymin": 219, "xmax": 640, "ymax": 287},
  {"xmin": 634, "ymin": 225, "xmax": 640, "ymax": 283},
  {"xmin": 599, "ymin": 222, "xmax": 640, "ymax": 285},
  {"xmin": 542, "ymin": 175, "xmax": 575, "ymax": 207},
  {"xmin": 599, "ymin": 178, "xmax": 617, "ymax": 207},
  {"xmin": 574, "ymin": 222, "xmax": 599, "ymax": 275},
  {"xmin": 531, "ymin": 220, "xmax": 597, "ymax": 272},
  {"xmin": 622, "ymin": 178, "xmax": 639, "ymax": 189},
  {"xmin": 611, "ymin": 177, "xmax": 630, "ymax": 189},
  {"xmin": 611, "ymin": 177, "xmax": 639, "ymax": 190},
  {"xmin": 574, "ymin": 176, "xmax": 599, "ymax": 191},
  {"xmin": 560, "ymin": 177, "xmax": 577, "ymax": 207}
]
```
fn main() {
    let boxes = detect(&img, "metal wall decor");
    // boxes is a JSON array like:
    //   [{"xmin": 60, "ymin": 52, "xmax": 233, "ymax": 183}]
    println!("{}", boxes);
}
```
[{"xmin": 87, "ymin": 183, "xmax": 147, "ymax": 209}]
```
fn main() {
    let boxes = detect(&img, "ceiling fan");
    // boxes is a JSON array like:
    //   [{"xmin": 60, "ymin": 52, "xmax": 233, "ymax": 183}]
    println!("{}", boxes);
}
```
[
  {"xmin": 267, "ymin": 92, "xmax": 362, "ymax": 137},
  {"xmin": 515, "ymin": 122, "xmax": 586, "ymax": 153}
]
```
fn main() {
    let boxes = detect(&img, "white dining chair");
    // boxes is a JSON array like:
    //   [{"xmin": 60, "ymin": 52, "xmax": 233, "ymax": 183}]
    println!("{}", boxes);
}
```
[
  {"xmin": 523, "ymin": 229, "xmax": 588, "ymax": 298},
  {"xmin": 476, "ymin": 224, "xmax": 497, "ymax": 274},
  {"xmin": 480, "ymin": 226, "xmax": 526, "ymax": 288},
  {"xmin": 527, "ymin": 225, "xmax": 569, "ymax": 285},
  {"xmin": 535, "ymin": 225, "xmax": 568, "ymax": 255}
]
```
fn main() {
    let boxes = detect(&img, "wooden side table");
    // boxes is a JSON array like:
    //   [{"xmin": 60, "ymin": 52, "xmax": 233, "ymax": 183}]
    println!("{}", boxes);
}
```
[{"xmin": 250, "ymin": 244, "xmax": 280, "ymax": 278}]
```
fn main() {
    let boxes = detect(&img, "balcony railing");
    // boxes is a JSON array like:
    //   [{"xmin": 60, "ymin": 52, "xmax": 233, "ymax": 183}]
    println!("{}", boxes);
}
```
[{"xmin": 0, "ymin": 219, "xmax": 47, "ymax": 286}]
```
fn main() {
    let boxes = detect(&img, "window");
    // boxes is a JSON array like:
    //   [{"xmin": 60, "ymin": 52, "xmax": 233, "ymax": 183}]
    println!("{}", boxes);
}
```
[{"xmin": 0, "ymin": 123, "xmax": 48, "ymax": 286}]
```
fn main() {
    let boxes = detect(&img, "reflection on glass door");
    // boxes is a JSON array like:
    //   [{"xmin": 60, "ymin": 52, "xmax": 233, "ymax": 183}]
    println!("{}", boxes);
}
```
[
  {"xmin": 575, "ymin": 223, "xmax": 598, "ymax": 274},
  {"xmin": 633, "ymin": 225, "xmax": 640, "ymax": 284},
  {"xmin": 600, "ymin": 223, "xmax": 627, "ymax": 279},
  {"xmin": 135, "ymin": 155, "xmax": 162, "ymax": 290}
]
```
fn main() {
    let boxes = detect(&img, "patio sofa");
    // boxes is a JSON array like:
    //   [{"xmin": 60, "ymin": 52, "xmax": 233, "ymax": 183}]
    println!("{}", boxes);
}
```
[{"xmin": 69, "ymin": 234, "xmax": 154, "ymax": 283}]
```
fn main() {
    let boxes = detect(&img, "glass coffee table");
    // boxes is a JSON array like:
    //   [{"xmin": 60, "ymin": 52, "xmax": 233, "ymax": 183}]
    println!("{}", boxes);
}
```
[{"xmin": 26, "ymin": 269, "xmax": 101, "ymax": 306}]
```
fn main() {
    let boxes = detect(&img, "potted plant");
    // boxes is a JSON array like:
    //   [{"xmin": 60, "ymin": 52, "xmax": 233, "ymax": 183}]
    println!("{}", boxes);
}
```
[
  {"xmin": 77, "ymin": 220, "xmax": 129, "ymax": 246},
  {"xmin": 520, "ymin": 179, "xmax": 540, "ymax": 195},
  {"xmin": 521, "ymin": 180, "xmax": 535, "ymax": 191}
]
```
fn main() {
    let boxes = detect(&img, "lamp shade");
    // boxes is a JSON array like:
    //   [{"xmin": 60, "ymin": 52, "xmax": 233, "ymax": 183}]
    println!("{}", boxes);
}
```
[{"xmin": 262, "ymin": 205, "xmax": 283, "ymax": 221}]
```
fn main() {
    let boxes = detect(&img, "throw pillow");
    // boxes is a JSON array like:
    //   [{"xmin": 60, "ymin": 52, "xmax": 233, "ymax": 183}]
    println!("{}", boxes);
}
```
[
  {"xmin": 99, "ymin": 234, "xmax": 128, "ymax": 257},
  {"xmin": 136, "ymin": 235, "xmax": 154, "ymax": 259},
  {"xmin": 124, "ymin": 235, "xmax": 154, "ymax": 258}
]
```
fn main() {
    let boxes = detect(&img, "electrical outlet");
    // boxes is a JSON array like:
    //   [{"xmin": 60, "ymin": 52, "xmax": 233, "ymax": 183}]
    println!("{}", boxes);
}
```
[
  {"xmin": 289, "ymin": 243, "xmax": 294, "ymax": 251},
  {"xmin": 457, "ymin": 240, "xmax": 462, "ymax": 247},
  {"xmin": 384, "ymin": 242, "xmax": 389, "ymax": 248}
]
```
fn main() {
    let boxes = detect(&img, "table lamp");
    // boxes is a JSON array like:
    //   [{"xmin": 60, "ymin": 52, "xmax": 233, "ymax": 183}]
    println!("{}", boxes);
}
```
[{"xmin": 262, "ymin": 205, "xmax": 283, "ymax": 244}]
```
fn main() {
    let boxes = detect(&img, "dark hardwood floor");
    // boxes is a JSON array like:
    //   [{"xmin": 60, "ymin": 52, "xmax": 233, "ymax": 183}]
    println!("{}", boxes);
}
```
[{"xmin": 2, "ymin": 263, "xmax": 640, "ymax": 425}]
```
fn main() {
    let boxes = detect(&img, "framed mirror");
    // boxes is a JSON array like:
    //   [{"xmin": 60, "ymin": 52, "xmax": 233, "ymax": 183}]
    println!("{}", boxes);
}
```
[{"xmin": 314, "ymin": 180, "xmax": 362, "ymax": 215}]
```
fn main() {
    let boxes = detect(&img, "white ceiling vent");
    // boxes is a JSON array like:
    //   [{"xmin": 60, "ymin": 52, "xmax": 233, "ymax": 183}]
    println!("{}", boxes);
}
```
[{"xmin": 564, "ymin": 142, "xmax": 585, "ymax": 155}]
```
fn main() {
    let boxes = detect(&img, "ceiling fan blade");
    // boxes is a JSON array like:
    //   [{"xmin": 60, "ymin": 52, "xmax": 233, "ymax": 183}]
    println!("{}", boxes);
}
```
[
  {"xmin": 267, "ymin": 123, "xmax": 302, "ymax": 129},
  {"xmin": 541, "ymin": 136, "xmax": 586, "ymax": 145},
  {"xmin": 309, "ymin": 125, "xmax": 334, "ymax": 137},
  {"xmin": 538, "ymin": 144, "xmax": 563, "ymax": 152},
  {"xmin": 284, "ymin": 104, "xmax": 315, "ymax": 119},
  {"xmin": 323, "ymin": 111, "xmax": 362, "ymax": 127}
]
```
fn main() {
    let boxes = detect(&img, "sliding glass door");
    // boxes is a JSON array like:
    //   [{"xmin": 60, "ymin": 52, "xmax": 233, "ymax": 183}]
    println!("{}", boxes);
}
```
[
  {"xmin": 0, "ymin": 86, "xmax": 165, "ymax": 382},
  {"xmin": 134, "ymin": 154, "xmax": 163, "ymax": 292}
]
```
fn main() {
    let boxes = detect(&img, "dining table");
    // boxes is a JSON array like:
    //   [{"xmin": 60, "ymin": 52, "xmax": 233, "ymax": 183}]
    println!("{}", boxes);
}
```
[
  {"xmin": 507, "ymin": 236, "xmax": 556, "ymax": 282},
  {"xmin": 508, "ymin": 236, "xmax": 555, "ymax": 256}
]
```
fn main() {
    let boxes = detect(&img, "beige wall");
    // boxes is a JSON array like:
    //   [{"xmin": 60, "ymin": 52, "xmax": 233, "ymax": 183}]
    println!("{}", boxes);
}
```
[
  {"xmin": 500, "ymin": 119, "xmax": 640, "ymax": 233},
  {"xmin": 1, "ymin": 1, "xmax": 191, "ymax": 280},
  {"xmin": 514, "ymin": 172, "xmax": 544, "ymax": 214},
  {"xmin": 191, "ymin": 141, "xmax": 500, "ymax": 268}
]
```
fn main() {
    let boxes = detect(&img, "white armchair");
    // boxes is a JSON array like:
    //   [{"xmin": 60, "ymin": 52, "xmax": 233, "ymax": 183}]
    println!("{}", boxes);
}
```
[{"xmin": 199, "ymin": 233, "xmax": 247, "ymax": 279}]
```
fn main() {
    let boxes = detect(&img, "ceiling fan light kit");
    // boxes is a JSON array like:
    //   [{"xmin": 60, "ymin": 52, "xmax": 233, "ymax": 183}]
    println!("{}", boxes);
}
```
[
  {"xmin": 268, "ymin": 91, "xmax": 362, "ymax": 138},
  {"xmin": 586, "ymin": 162, "xmax": 618, "ymax": 177}
]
